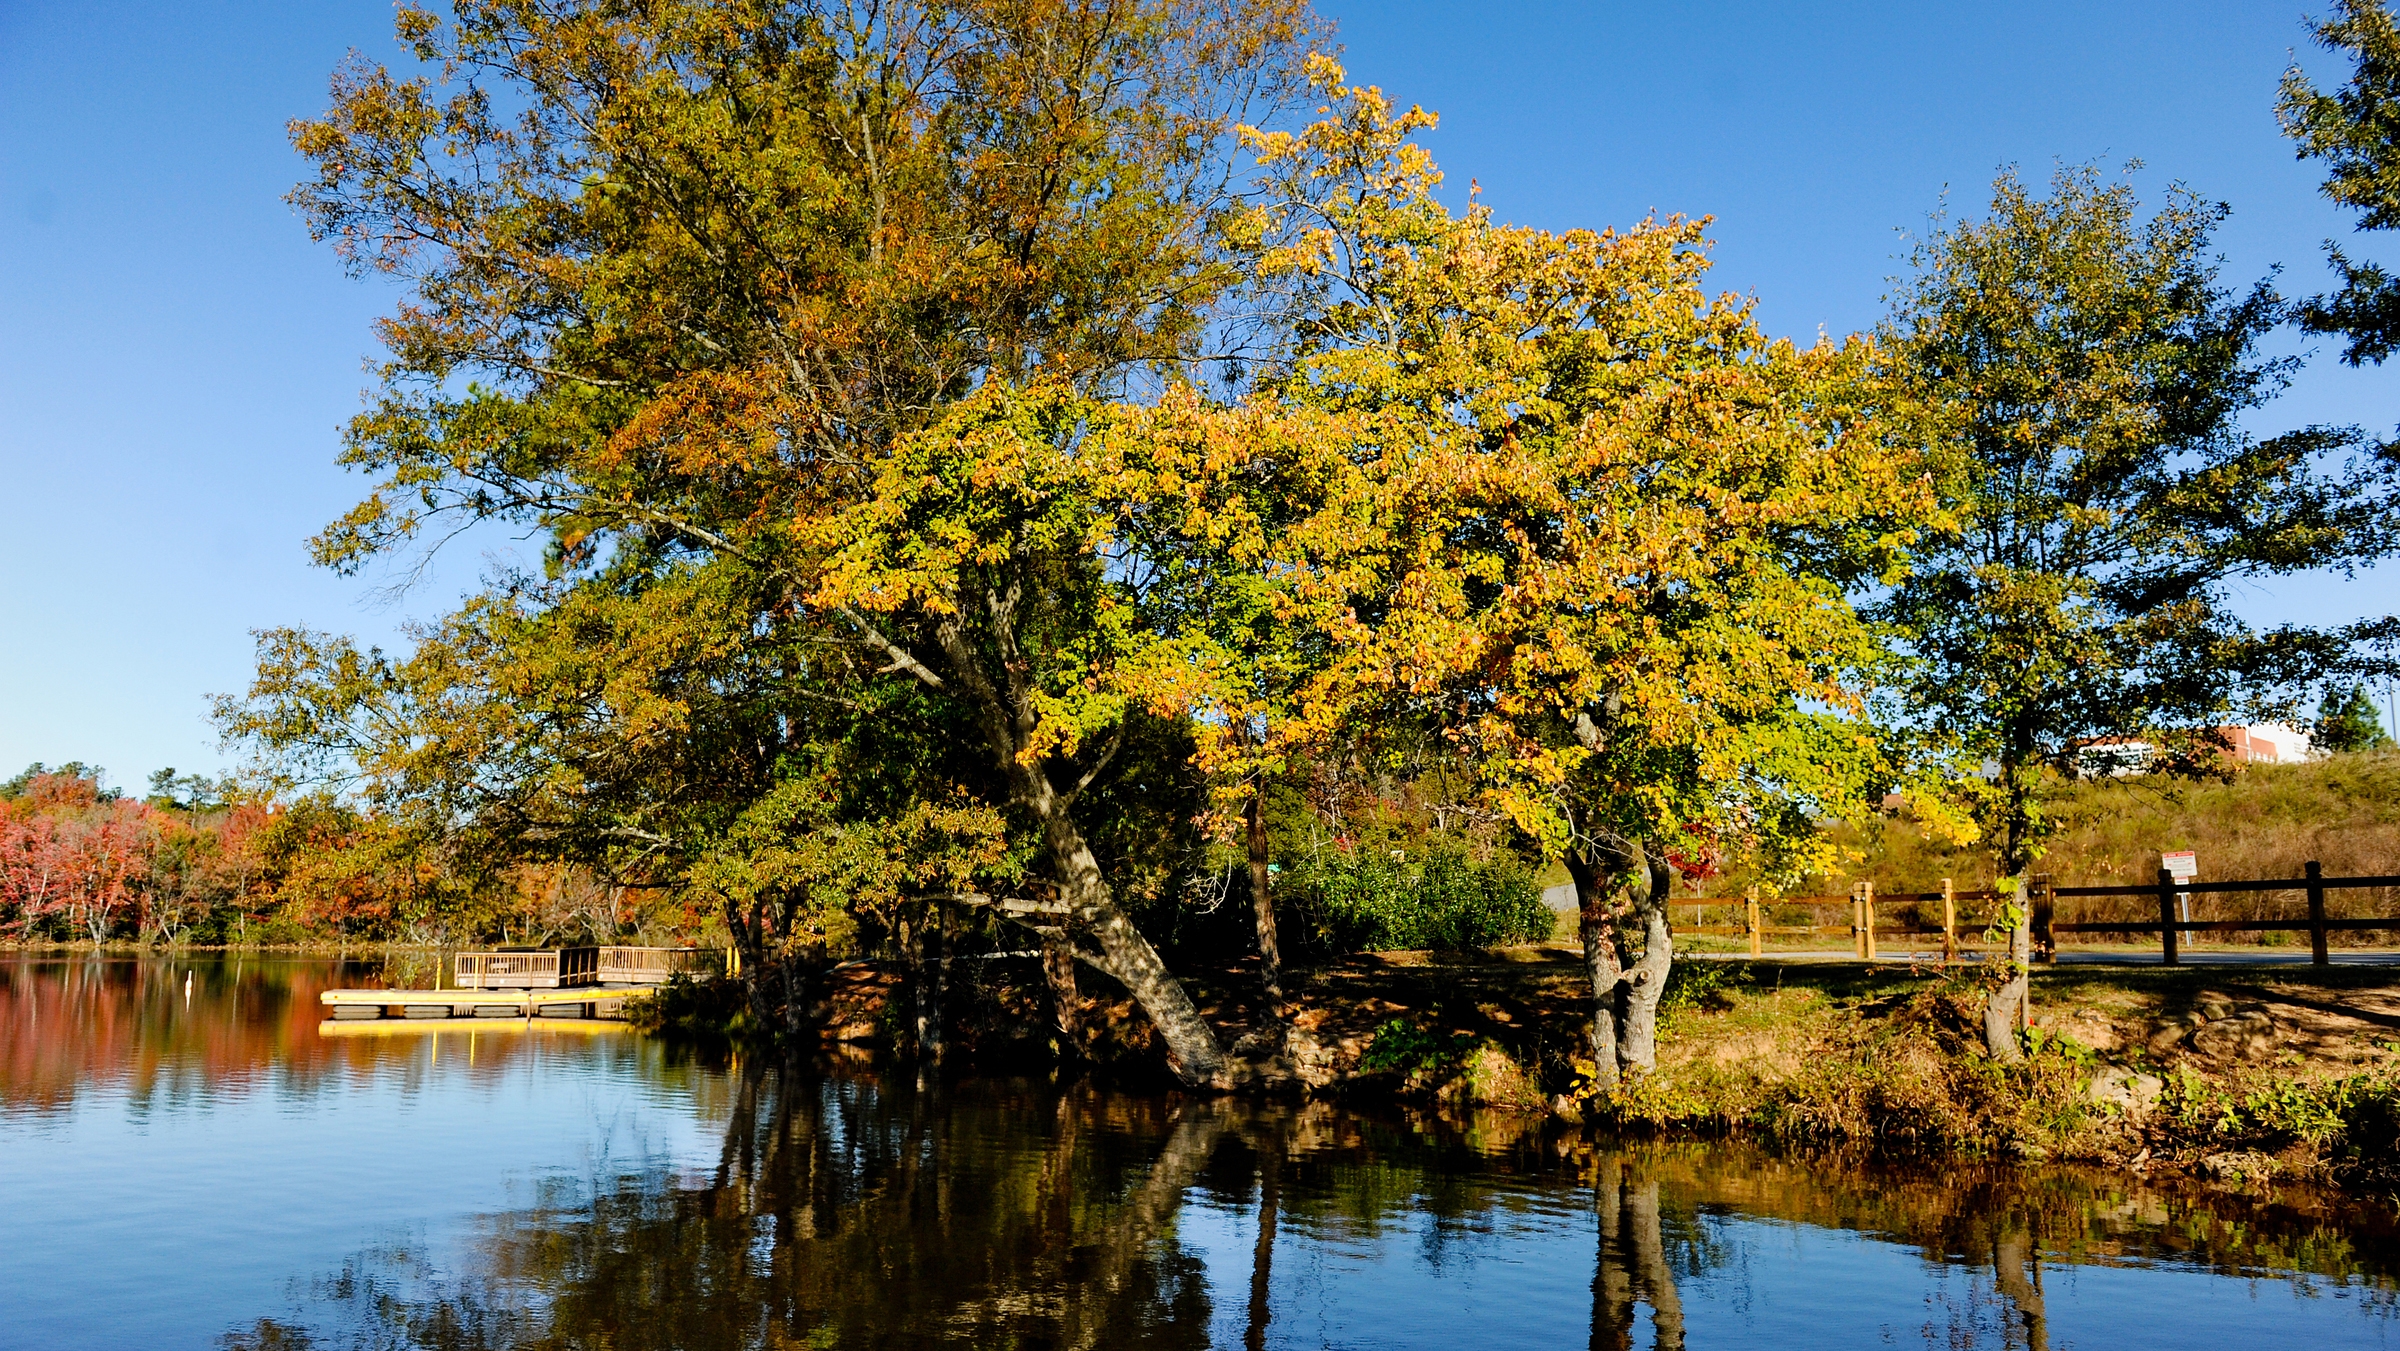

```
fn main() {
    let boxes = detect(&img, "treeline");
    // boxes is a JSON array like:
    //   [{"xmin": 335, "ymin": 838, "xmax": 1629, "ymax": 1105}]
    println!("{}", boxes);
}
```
[
  {"xmin": 0, "ymin": 763, "xmax": 691, "ymax": 947},
  {"xmin": 193, "ymin": 0, "xmax": 2400, "ymax": 1085},
  {"xmin": 0, "ymin": 759, "xmax": 1552, "ymax": 954}
]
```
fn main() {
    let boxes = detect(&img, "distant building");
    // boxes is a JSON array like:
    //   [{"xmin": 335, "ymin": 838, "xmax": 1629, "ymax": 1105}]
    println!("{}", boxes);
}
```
[{"xmin": 2074, "ymin": 724, "xmax": 2313, "ymax": 777}]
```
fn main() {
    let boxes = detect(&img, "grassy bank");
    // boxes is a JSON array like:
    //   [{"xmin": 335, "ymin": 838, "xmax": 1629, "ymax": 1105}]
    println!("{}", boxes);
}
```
[
  {"xmin": 1280, "ymin": 954, "xmax": 2400, "ymax": 1187},
  {"xmin": 635, "ymin": 944, "xmax": 2400, "ymax": 1188}
]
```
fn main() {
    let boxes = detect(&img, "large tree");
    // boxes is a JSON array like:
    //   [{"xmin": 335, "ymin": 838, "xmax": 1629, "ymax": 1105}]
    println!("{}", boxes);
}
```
[
  {"xmin": 1877, "ymin": 165, "xmax": 2400, "ymax": 1057},
  {"xmin": 1230, "ymin": 64, "xmax": 1930, "ymax": 1083},
  {"xmin": 227, "ymin": 0, "xmax": 1325, "ymax": 1081}
]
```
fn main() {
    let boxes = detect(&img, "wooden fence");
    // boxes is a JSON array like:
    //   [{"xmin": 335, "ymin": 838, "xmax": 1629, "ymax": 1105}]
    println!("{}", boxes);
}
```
[{"xmin": 1676, "ymin": 862, "xmax": 2400, "ymax": 966}]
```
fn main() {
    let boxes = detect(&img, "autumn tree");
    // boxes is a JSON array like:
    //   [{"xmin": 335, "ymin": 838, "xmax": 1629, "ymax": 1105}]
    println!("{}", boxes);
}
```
[
  {"xmin": 1877, "ymin": 165, "xmax": 2400, "ymax": 1058},
  {"xmin": 0, "ymin": 771, "xmax": 156, "ymax": 946},
  {"xmin": 223, "ymin": 0, "xmax": 1326, "ymax": 1080},
  {"xmin": 1225, "ymin": 64, "xmax": 1931, "ymax": 1082}
]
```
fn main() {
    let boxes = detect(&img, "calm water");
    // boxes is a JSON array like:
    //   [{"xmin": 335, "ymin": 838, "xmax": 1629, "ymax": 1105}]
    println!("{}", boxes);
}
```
[{"xmin": 3, "ymin": 958, "xmax": 2396, "ymax": 1350}]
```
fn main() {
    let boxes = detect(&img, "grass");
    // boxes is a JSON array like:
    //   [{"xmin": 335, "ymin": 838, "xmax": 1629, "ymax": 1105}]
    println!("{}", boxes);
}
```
[
  {"xmin": 1550, "ymin": 960, "xmax": 2400, "ymax": 1184},
  {"xmin": 1801, "ymin": 750, "xmax": 2400, "ymax": 896}
]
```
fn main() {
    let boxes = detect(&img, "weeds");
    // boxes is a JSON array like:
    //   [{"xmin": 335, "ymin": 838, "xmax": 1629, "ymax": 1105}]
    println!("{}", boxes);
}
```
[
  {"xmin": 1657, "ymin": 961, "xmax": 1755, "ymax": 1020},
  {"xmin": 1361, "ymin": 1018, "xmax": 1475, "ymax": 1076}
]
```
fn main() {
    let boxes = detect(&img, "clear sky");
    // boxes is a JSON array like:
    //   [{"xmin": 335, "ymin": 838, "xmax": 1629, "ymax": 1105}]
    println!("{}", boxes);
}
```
[{"xmin": 2, "ymin": 0, "xmax": 2395, "ymax": 792}]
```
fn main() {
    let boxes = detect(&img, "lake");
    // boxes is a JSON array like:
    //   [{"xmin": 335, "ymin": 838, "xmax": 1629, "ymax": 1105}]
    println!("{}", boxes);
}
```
[{"xmin": 2, "ymin": 956, "xmax": 2394, "ymax": 1350}]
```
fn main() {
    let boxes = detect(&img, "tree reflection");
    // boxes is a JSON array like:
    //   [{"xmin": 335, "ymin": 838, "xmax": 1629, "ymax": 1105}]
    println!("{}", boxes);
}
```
[
  {"xmin": 215, "ymin": 1063, "xmax": 2400, "ymax": 1351},
  {"xmin": 227, "ymin": 1068, "xmax": 1230, "ymax": 1350},
  {"xmin": 1589, "ymin": 1155, "xmax": 1685, "ymax": 1350}
]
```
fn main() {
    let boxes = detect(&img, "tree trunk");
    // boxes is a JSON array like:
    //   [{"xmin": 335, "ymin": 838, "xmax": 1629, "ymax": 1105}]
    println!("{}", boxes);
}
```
[
  {"xmin": 1983, "ymin": 869, "xmax": 2029, "ymax": 1062},
  {"xmin": 1246, "ymin": 781, "xmax": 1286, "ymax": 1030},
  {"xmin": 1993, "ymin": 1226, "xmax": 2049, "ymax": 1351},
  {"xmin": 1614, "ymin": 851, "xmax": 1675, "ymax": 1074},
  {"xmin": 1043, "ymin": 811, "xmax": 1227, "ymax": 1085},
  {"xmin": 1984, "ymin": 749, "xmax": 2035, "ymax": 1062},
  {"xmin": 1044, "ymin": 937, "xmax": 1082, "ymax": 1053},
  {"xmin": 933, "ymin": 582, "xmax": 1227, "ymax": 1085},
  {"xmin": 1590, "ymin": 1153, "xmax": 1635, "ymax": 1351},
  {"xmin": 1244, "ymin": 1127, "xmax": 1281, "ymax": 1351},
  {"xmin": 913, "ymin": 905, "xmax": 948, "ymax": 1061},
  {"xmin": 1567, "ymin": 849, "xmax": 1622, "ymax": 1090},
  {"xmin": 1622, "ymin": 1176, "xmax": 1685, "ymax": 1351}
]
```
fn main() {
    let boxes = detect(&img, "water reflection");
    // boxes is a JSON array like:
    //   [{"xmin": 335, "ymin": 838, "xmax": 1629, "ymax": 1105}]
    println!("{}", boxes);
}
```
[
  {"xmin": 4, "ymin": 959, "xmax": 2397, "ymax": 1350},
  {"xmin": 217, "ymin": 1065, "xmax": 2400, "ymax": 1351},
  {"xmin": 0, "ymin": 956, "xmax": 376, "ymax": 1118}
]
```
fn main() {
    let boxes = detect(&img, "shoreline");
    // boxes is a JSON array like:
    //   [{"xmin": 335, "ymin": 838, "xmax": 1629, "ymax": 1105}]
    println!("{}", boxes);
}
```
[
  {"xmin": 19, "ymin": 941, "xmax": 2400, "ymax": 1190},
  {"xmin": 677, "ymin": 944, "xmax": 2400, "ymax": 1192}
]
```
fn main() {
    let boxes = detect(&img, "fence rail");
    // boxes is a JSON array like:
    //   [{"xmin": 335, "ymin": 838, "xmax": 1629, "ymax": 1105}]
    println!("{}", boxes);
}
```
[{"xmin": 1675, "ymin": 863, "xmax": 2400, "ymax": 966}]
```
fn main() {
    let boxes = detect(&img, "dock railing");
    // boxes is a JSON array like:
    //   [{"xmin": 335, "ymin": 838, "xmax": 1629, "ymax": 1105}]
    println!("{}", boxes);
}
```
[
  {"xmin": 595, "ymin": 946, "xmax": 722, "ymax": 985},
  {"xmin": 1675, "ymin": 863, "xmax": 2400, "ymax": 965},
  {"xmin": 455, "ymin": 947, "xmax": 598, "ymax": 989}
]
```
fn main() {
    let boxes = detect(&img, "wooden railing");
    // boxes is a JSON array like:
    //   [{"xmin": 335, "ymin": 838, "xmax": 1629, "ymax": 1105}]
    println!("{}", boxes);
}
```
[
  {"xmin": 2039, "ymin": 863, "xmax": 2400, "ymax": 966},
  {"xmin": 1675, "ymin": 863, "xmax": 2400, "ymax": 965},
  {"xmin": 453, "ymin": 946, "xmax": 722, "ymax": 988},
  {"xmin": 455, "ymin": 947, "xmax": 597, "ymax": 989},
  {"xmin": 595, "ymin": 946, "xmax": 721, "ymax": 984}
]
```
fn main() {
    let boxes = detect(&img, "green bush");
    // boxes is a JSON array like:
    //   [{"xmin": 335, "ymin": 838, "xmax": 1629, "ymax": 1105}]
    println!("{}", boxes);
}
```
[
  {"xmin": 1280, "ymin": 841, "xmax": 1554, "ymax": 954},
  {"xmin": 1361, "ymin": 1018, "xmax": 1475, "ymax": 1075}
]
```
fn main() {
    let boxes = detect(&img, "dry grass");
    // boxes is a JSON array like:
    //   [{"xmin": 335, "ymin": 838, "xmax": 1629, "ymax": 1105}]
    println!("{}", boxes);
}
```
[{"xmin": 1776, "ymin": 751, "xmax": 2400, "ymax": 938}]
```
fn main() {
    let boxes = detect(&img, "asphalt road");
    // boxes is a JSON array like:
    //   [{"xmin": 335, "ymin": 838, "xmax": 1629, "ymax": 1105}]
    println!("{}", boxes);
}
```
[{"xmin": 1682, "ymin": 947, "xmax": 2400, "ymax": 967}]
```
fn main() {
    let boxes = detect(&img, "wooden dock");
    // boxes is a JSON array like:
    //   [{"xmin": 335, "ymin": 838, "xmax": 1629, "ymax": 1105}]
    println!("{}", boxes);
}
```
[
  {"xmin": 316, "ymin": 946, "xmax": 718, "ymax": 1023},
  {"xmin": 318, "ymin": 986, "xmax": 645, "ymax": 1021}
]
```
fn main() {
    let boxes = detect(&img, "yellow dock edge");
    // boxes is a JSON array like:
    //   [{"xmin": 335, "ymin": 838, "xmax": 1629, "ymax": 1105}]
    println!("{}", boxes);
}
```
[
  {"xmin": 319, "ymin": 987, "xmax": 648, "ymax": 1007},
  {"xmin": 317, "ymin": 1016, "xmax": 632, "ymax": 1036}
]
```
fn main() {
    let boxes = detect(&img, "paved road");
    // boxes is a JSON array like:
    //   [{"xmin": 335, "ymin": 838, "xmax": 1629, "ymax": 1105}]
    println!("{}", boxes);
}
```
[{"xmin": 1683, "ymin": 948, "xmax": 2400, "ymax": 967}]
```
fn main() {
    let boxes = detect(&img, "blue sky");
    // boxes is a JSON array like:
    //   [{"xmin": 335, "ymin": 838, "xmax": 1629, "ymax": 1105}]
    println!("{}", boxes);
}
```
[{"xmin": 2, "ymin": 0, "xmax": 2395, "ymax": 790}]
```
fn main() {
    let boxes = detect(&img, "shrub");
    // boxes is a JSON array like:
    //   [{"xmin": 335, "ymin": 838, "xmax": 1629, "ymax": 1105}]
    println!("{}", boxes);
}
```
[{"xmin": 1280, "ymin": 841, "xmax": 1554, "ymax": 954}]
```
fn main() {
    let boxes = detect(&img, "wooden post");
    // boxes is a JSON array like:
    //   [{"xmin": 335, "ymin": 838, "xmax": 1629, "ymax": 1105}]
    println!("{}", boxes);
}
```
[
  {"xmin": 1745, "ymin": 886, "xmax": 1762, "ymax": 959},
  {"xmin": 1850, "ymin": 883, "xmax": 1865, "ymax": 958},
  {"xmin": 2306, "ymin": 859, "xmax": 2329, "ymax": 966},
  {"xmin": 1862, "ymin": 880, "xmax": 1878, "ymax": 961},
  {"xmin": 2156, "ymin": 867, "xmax": 2180, "ymax": 966},
  {"xmin": 2030, "ymin": 873, "xmax": 2054, "ymax": 965},
  {"xmin": 1940, "ymin": 878, "xmax": 1957, "ymax": 964}
]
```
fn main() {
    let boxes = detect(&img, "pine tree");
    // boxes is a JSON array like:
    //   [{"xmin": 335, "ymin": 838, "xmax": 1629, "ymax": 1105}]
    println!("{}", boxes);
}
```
[{"xmin": 2318, "ymin": 683, "xmax": 2397, "ymax": 752}]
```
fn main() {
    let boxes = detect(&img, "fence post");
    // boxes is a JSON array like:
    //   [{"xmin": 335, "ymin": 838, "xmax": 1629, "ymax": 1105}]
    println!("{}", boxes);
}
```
[
  {"xmin": 1849, "ymin": 883, "xmax": 1864, "ymax": 958},
  {"xmin": 1745, "ymin": 885, "xmax": 1762, "ymax": 958},
  {"xmin": 2307, "ymin": 859, "xmax": 2329, "ymax": 966},
  {"xmin": 1941, "ymin": 878, "xmax": 1957, "ymax": 964},
  {"xmin": 1862, "ymin": 880, "xmax": 1878, "ymax": 961},
  {"xmin": 2031, "ymin": 873, "xmax": 2055, "ymax": 965},
  {"xmin": 2156, "ymin": 867, "xmax": 2180, "ymax": 966}
]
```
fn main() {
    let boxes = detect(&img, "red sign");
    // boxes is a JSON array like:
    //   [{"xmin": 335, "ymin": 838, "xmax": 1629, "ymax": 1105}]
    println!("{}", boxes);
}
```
[{"xmin": 2161, "ymin": 850, "xmax": 2198, "ymax": 880}]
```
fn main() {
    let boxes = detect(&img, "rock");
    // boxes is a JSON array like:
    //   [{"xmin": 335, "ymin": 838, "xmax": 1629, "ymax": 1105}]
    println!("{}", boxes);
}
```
[
  {"xmin": 2189, "ymin": 1010, "xmax": 2279, "ymax": 1061},
  {"xmin": 2200, "ymin": 1149, "xmax": 2278, "ymax": 1183},
  {"xmin": 2198, "ymin": 1000, "xmax": 2233, "ymax": 1022},
  {"xmin": 2086, "ymin": 1066, "xmax": 2165, "ymax": 1115},
  {"xmin": 2146, "ymin": 1022, "xmax": 2189, "ymax": 1054}
]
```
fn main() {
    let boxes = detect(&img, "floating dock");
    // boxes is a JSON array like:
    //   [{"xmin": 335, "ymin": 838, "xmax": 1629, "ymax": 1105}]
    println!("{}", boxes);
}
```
[
  {"xmin": 317, "ymin": 945, "xmax": 720, "ymax": 1023},
  {"xmin": 318, "ymin": 985, "xmax": 645, "ymax": 1020}
]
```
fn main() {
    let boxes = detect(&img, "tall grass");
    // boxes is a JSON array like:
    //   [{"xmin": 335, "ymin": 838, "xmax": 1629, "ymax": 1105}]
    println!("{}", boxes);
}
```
[{"xmin": 1794, "ymin": 751, "xmax": 2400, "ymax": 937}]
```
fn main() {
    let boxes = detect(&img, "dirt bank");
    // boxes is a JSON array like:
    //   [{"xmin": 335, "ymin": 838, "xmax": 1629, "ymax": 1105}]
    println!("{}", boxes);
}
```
[{"xmin": 647, "ymin": 947, "xmax": 2400, "ymax": 1188}]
